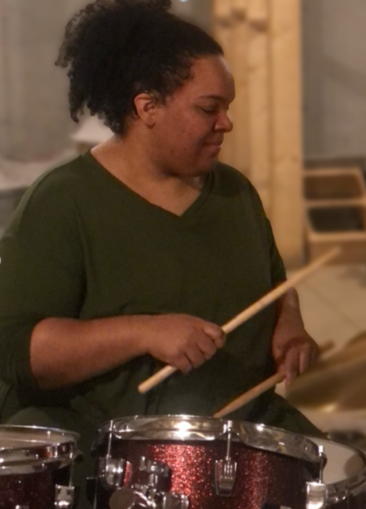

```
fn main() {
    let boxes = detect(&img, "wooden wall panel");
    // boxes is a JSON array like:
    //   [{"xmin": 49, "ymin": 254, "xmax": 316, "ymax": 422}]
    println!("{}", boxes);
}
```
[
  {"xmin": 247, "ymin": 0, "xmax": 271, "ymax": 214},
  {"xmin": 269, "ymin": 0, "xmax": 304, "ymax": 266}
]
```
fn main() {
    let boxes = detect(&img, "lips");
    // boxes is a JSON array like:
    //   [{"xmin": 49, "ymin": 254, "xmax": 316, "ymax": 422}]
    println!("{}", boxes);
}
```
[{"xmin": 206, "ymin": 138, "xmax": 223, "ymax": 146}]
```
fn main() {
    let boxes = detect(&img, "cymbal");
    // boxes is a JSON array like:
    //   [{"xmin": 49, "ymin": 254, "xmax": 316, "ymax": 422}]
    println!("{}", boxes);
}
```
[{"xmin": 287, "ymin": 335, "xmax": 366, "ymax": 410}]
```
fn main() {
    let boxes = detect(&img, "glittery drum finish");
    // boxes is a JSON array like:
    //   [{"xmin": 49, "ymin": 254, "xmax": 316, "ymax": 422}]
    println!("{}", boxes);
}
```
[
  {"xmin": 95, "ymin": 439, "xmax": 318, "ymax": 509},
  {"xmin": 0, "ymin": 471, "xmax": 57, "ymax": 509},
  {"xmin": 0, "ymin": 425, "xmax": 79, "ymax": 509}
]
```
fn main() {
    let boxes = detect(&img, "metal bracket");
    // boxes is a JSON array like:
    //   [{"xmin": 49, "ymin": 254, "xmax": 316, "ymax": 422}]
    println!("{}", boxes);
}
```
[
  {"xmin": 99, "ymin": 456, "xmax": 127, "ymax": 490},
  {"xmin": 215, "ymin": 422, "xmax": 238, "ymax": 496},
  {"xmin": 55, "ymin": 485, "xmax": 75, "ymax": 509},
  {"xmin": 161, "ymin": 493, "xmax": 190, "ymax": 509},
  {"xmin": 109, "ymin": 456, "xmax": 190, "ymax": 509},
  {"xmin": 317, "ymin": 445, "xmax": 326, "ymax": 483},
  {"xmin": 306, "ymin": 482, "xmax": 327, "ymax": 509}
]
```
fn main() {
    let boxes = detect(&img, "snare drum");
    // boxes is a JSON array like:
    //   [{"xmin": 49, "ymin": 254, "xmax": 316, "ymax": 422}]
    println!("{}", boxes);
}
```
[
  {"xmin": 92, "ymin": 415, "xmax": 322, "ymax": 509},
  {"xmin": 308, "ymin": 437, "xmax": 366, "ymax": 509},
  {"xmin": 0, "ymin": 425, "xmax": 79, "ymax": 509}
]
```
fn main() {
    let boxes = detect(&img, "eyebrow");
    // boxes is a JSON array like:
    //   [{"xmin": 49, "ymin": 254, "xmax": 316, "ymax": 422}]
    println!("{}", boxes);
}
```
[{"xmin": 198, "ymin": 95, "xmax": 224, "ymax": 100}]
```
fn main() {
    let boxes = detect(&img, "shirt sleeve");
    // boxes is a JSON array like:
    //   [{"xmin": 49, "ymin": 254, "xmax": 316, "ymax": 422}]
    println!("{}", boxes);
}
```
[
  {"xmin": 0, "ymin": 173, "xmax": 86, "ymax": 388},
  {"xmin": 244, "ymin": 176, "xmax": 287, "ymax": 287},
  {"xmin": 265, "ymin": 217, "xmax": 287, "ymax": 286}
]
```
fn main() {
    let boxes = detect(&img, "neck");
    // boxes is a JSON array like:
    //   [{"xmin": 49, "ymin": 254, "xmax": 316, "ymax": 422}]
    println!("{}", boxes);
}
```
[
  {"xmin": 90, "ymin": 135, "xmax": 205, "ymax": 216},
  {"xmin": 92, "ymin": 134, "xmax": 203, "ymax": 191}
]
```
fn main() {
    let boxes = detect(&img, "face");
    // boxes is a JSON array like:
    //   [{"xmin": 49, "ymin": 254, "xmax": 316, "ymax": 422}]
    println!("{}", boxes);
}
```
[{"xmin": 151, "ymin": 56, "xmax": 235, "ymax": 177}]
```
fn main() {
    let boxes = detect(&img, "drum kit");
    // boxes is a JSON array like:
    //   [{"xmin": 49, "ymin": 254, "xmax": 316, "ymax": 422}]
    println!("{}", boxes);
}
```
[
  {"xmin": 2, "ymin": 248, "xmax": 366, "ymax": 509},
  {"xmin": 1, "ymin": 415, "xmax": 366, "ymax": 509}
]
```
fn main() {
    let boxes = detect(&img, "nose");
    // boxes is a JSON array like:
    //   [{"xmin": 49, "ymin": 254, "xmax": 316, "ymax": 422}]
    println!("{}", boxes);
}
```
[{"xmin": 215, "ymin": 110, "xmax": 233, "ymax": 133}]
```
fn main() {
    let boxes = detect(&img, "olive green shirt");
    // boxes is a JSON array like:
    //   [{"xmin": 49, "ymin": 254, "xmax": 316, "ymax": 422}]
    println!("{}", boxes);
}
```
[{"xmin": 0, "ymin": 152, "xmax": 318, "ymax": 435}]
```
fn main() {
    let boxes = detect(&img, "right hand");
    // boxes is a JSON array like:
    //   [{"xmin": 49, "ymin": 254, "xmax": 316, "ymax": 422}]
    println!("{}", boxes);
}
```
[{"xmin": 143, "ymin": 314, "xmax": 225, "ymax": 373}]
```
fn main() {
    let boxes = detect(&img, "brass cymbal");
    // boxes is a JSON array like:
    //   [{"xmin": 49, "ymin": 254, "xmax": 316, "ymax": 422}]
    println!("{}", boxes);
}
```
[{"xmin": 287, "ymin": 335, "xmax": 366, "ymax": 410}]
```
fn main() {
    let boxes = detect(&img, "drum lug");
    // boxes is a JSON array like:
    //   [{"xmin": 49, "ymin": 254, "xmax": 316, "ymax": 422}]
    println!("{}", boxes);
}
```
[
  {"xmin": 317, "ymin": 445, "xmax": 326, "ymax": 483},
  {"xmin": 160, "ymin": 493, "xmax": 190, "ymax": 509},
  {"xmin": 109, "ymin": 488, "xmax": 190, "ymax": 509},
  {"xmin": 54, "ymin": 484, "xmax": 75, "ymax": 509},
  {"xmin": 136, "ymin": 457, "xmax": 171, "ymax": 492},
  {"xmin": 306, "ymin": 482, "xmax": 327, "ymax": 509},
  {"xmin": 215, "ymin": 421, "xmax": 237, "ymax": 496},
  {"xmin": 99, "ymin": 456, "xmax": 128, "ymax": 490},
  {"xmin": 108, "ymin": 457, "xmax": 190, "ymax": 509}
]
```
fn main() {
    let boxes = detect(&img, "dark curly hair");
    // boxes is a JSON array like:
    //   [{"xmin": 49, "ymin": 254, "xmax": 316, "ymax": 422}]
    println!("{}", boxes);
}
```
[{"xmin": 56, "ymin": 0, "xmax": 223, "ymax": 135}]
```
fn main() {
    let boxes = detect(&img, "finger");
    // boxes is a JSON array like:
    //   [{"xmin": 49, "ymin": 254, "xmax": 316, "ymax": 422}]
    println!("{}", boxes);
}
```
[
  {"xmin": 284, "ymin": 349, "xmax": 300, "ymax": 387},
  {"xmin": 185, "ymin": 346, "xmax": 206, "ymax": 368},
  {"xmin": 202, "ymin": 323, "xmax": 226, "ymax": 348},
  {"xmin": 197, "ymin": 336, "xmax": 217, "ymax": 359},
  {"xmin": 174, "ymin": 356, "xmax": 193, "ymax": 374},
  {"xmin": 299, "ymin": 346, "xmax": 312, "ymax": 374}
]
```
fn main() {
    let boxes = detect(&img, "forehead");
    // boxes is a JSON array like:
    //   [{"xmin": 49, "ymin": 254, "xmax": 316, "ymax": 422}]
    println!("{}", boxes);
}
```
[{"xmin": 172, "ymin": 56, "xmax": 235, "ymax": 104}]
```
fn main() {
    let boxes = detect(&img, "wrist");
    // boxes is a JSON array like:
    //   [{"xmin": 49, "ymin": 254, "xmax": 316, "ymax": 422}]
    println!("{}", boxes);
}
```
[{"xmin": 127, "ymin": 315, "xmax": 160, "ymax": 356}]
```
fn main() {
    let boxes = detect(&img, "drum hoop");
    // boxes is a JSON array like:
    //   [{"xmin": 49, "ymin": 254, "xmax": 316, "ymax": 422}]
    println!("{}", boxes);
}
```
[
  {"xmin": 310, "ymin": 437, "xmax": 366, "ymax": 502},
  {"xmin": 98, "ymin": 415, "xmax": 321, "ymax": 463},
  {"xmin": 0, "ymin": 456, "xmax": 74, "ymax": 476},
  {"xmin": 0, "ymin": 424, "xmax": 79, "ymax": 472}
]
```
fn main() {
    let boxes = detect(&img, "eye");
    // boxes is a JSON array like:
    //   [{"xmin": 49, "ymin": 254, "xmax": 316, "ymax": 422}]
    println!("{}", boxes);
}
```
[{"xmin": 200, "ymin": 107, "xmax": 217, "ymax": 115}]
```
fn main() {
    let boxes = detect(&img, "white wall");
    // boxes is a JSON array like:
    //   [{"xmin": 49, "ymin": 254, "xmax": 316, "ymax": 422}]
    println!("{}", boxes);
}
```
[{"xmin": 302, "ymin": 0, "xmax": 366, "ymax": 160}]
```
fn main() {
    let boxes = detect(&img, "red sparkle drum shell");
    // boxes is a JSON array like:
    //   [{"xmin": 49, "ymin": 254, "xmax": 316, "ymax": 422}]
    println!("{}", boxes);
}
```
[
  {"xmin": 93, "ymin": 415, "xmax": 322, "ymax": 509},
  {"xmin": 0, "ymin": 425, "xmax": 79, "ymax": 509},
  {"xmin": 307, "ymin": 436, "xmax": 366, "ymax": 509}
]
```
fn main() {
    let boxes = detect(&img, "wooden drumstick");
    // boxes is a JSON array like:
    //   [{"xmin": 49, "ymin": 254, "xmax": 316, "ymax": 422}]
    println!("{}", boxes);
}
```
[
  {"xmin": 138, "ymin": 247, "xmax": 341, "ymax": 394},
  {"xmin": 213, "ymin": 340, "xmax": 335, "ymax": 418}
]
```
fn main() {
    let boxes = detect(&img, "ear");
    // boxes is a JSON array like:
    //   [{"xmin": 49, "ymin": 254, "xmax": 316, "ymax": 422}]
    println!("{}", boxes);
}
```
[{"xmin": 133, "ymin": 92, "xmax": 159, "ymax": 128}]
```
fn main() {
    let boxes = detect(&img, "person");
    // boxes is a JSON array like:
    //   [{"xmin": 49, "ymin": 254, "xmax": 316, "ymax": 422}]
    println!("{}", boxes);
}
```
[{"xmin": 0, "ymin": 0, "xmax": 321, "ymax": 507}]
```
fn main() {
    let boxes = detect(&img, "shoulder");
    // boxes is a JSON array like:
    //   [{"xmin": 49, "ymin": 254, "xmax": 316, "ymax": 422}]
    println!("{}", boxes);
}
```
[
  {"xmin": 213, "ymin": 162, "xmax": 264, "ymax": 208},
  {"xmin": 5, "ymin": 155, "xmax": 90, "ymax": 237},
  {"xmin": 23, "ymin": 154, "xmax": 89, "ymax": 200}
]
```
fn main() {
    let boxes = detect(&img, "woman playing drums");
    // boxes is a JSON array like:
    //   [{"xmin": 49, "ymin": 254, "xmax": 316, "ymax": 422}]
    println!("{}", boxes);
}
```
[{"xmin": 0, "ymin": 1, "xmax": 320, "ymax": 507}]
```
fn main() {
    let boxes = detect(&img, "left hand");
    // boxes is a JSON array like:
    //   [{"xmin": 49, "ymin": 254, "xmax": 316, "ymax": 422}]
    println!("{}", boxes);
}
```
[
  {"xmin": 272, "ymin": 330, "xmax": 319, "ymax": 387},
  {"xmin": 271, "ymin": 288, "xmax": 319, "ymax": 387}
]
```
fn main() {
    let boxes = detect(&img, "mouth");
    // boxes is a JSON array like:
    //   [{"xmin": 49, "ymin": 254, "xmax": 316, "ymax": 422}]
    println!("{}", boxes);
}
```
[{"xmin": 204, "ymin": 140, "xmax": 223, "ymax": 152}]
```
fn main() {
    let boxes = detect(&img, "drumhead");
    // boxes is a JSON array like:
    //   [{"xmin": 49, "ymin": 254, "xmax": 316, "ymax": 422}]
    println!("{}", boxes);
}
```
[
  {"xmin": 0, "ymin": 425, "xmax": 79, "ymax": 475},
  {"xmin": 307, "ymin": 436, "xmax": 366, "ymax": 499},
  {"xmin": 98, "ymin": 415, "xmax": 320, "ymax": 463}
]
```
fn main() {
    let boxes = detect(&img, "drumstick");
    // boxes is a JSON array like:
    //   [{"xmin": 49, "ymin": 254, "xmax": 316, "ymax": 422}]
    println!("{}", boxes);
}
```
[
  {"xmin": 213, "ymin": 340, "xmax": 335, "ymax": 418},
  {"xmin": 138, "ymin": 247, "xmax": 341, "ymax": 394}
]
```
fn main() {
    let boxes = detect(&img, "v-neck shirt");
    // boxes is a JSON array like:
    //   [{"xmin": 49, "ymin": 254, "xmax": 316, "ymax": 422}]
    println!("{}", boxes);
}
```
[{"xmin": 0, "ymin": 151, "xmax": 287, "ymax": 424}]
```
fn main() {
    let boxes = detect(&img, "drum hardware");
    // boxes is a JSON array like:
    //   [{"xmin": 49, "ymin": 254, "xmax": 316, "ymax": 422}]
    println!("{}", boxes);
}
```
[
  {"xmin": 108, "ymin": 456, "xmax": 189, "ymax": 509},
  {"xmin": 94, "ymin": 416, "xmax": 323, "ymax": 509},
  {"xmin": 98, "ymin": 456, "xmax": 129, "ymax": 491},
  {"xmin": 305, "ymin": 445, "xmax": 327, "ymax": 509},
  {"xmin": 0, "ymin": 425, "xmax": 79, "ymax": 509},
  {"xmin": 98, "ymin": 420, "xmax": 130, "ymax": 491},
  {"xmin": 215, "ymin": 421, "xmax": 238, "ymax": 496},
  {"xmin": 318, "ymin": 445, "xmax": 326, "ymax": 483},
  {"xmin": 306, "ymin": 482, "xmax": 327, "ymax": 509},
  {"xmin": 55, "ymin": 485, "xmax": 75, "ymax": 509}
]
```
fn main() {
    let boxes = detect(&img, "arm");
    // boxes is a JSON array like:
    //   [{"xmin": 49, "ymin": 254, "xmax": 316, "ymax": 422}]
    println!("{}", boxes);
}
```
[
  {"xmin": 30, "ymin": 314, "xmax": 224, "ymax": 390},
  {"xmin": 0, "ymin": 175, "xmax": 224, "ymax": 392},
  {"xmin": 271, "ymin": 287, "xmax": 319, "ymax": 386}
]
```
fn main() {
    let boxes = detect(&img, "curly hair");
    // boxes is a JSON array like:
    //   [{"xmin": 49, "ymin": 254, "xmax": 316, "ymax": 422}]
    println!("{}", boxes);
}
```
[{"xmin": 56, "ymin": 0, "xmax": 223, "ymax": 135}]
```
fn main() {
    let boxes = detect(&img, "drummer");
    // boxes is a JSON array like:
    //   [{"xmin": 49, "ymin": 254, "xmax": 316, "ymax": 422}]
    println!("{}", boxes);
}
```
[{"xmin": 0, "ymin": 0, "xmax": 321, "ymax": 506}]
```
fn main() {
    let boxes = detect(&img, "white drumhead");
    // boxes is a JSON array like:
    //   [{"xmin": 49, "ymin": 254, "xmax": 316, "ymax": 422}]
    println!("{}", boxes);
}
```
[
  {"xmin": 0, "ymin": 425, "xmax": 77, "ymax": 450},
  {"xmin": 0, "ymin": 425, "xmax": 79, "ymax": 474},
  {"xmin": 308, "ymin": 436, "xmax": 365, "ymax": 484}
]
